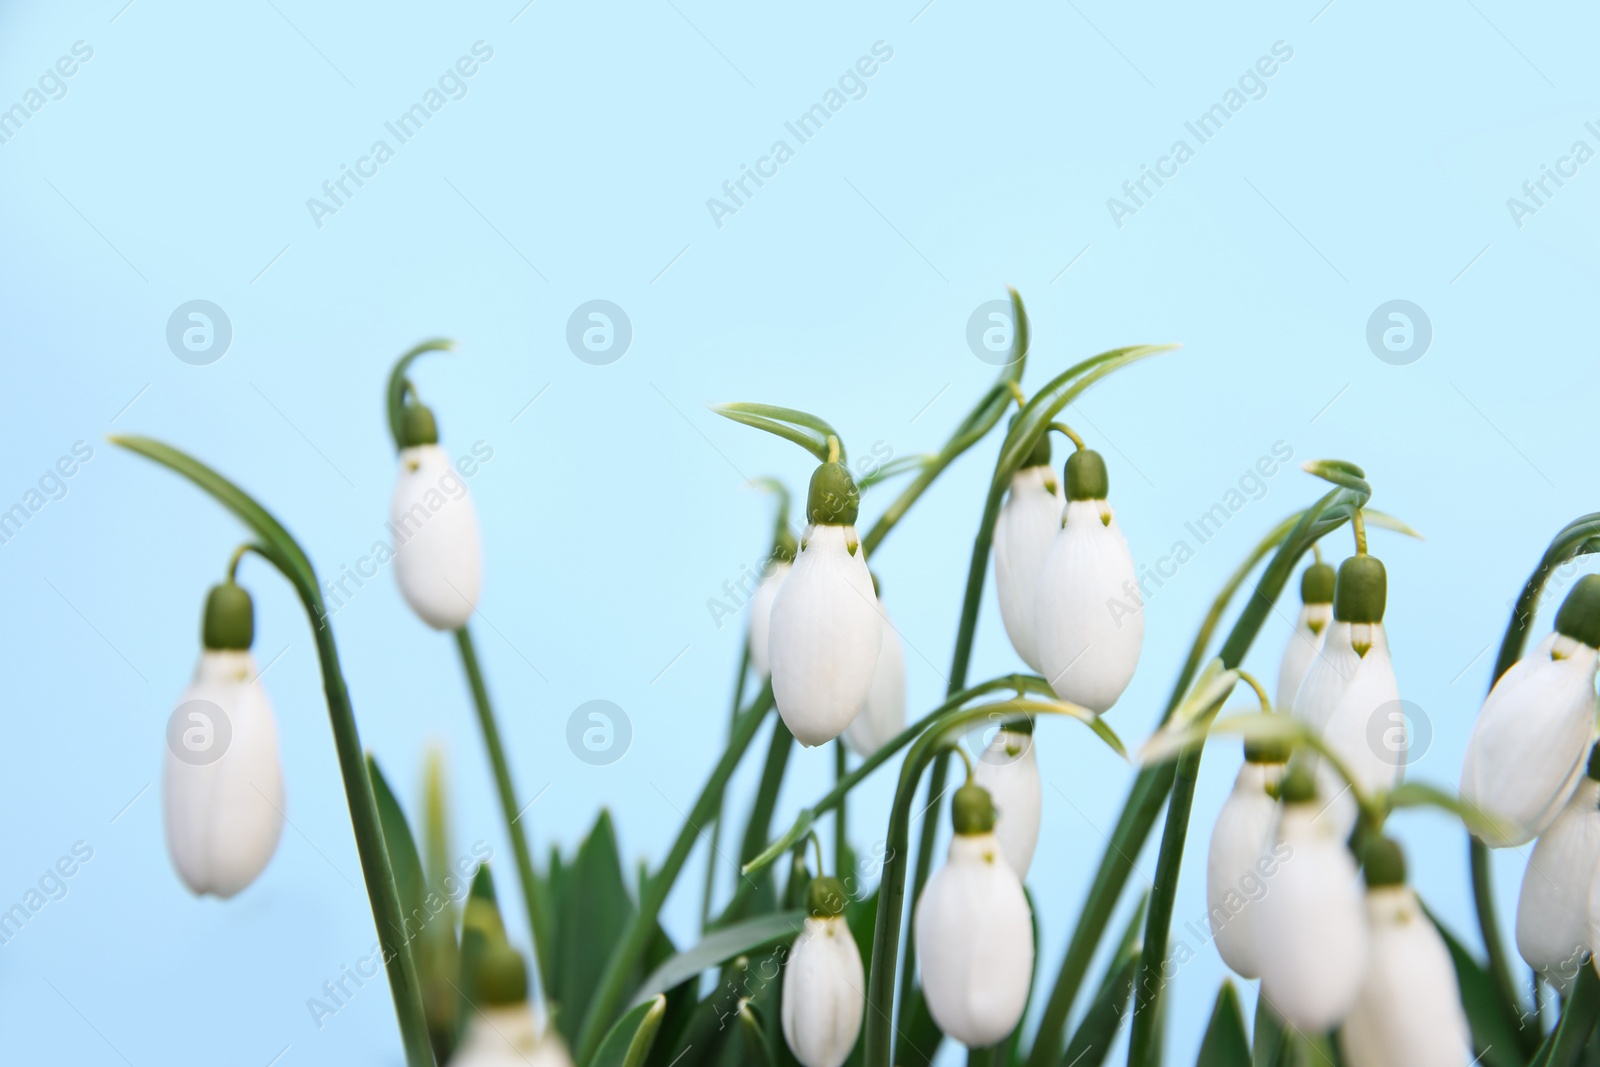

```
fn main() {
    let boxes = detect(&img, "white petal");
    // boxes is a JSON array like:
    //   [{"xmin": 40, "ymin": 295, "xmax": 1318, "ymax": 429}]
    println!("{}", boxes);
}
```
[
  {"xmin": 747, "ymin": 562, "xmax": 790, "ymax": 680},
  {"xmin": 972, "ymin": 729, "xmax": 1042, "ymax": 878},
  {"xmin": 1340, "ymin": 887, "xmax": 1473, "ymax": 1067},
  {"xmin": 163, "ymin": 651, "xmax": 285, "ymax": 898},
  {"xmin": 1276, "ymin": 604, "xmax": 1331, "ymax": 716},
  {"xmin": 914, "ymin": 832, "xmax": 1033, "ymax": 1048},
  {"xmin": 1255, "ymin": 806, "xmax": 1369, "ymax": 1031},
  {"xmin": 1206, "ymin": 762, "xmax": 1282, "ymax": 978},
  {"xmin": 780, "ymin": 916, "xmax": 865, "ymax": 1067},
  {"xmin": 453, "ymin": 1005, "xmax": 573, "ymax": 1067},
  {"xmin": 1520, "ymin": 779, "xmax": 1600, "ymax": 991},
  {"xmin": 391, "ymin": 444, "xmax": 483, "ymax": 630},
  {"xmin": 993, "ymin": 466, "xmax": 1062, "ymax": 673},
  {"xmin": 1293, "ymin": 620, "xmax": 1363, "ymax": 734},
  {"xmin": 1461, "ymin": 633, "xmax": 1599, "ymax": 847},
  {"xmin": 768, "ymin": 525, "xmax": 882, "ymax": 746},
  {"xmin": 843, "ymin": 608, "xmax": 905, "ymax": 758},
  {"xmin": 1317, "ymin": 629, "xmax": 1402, "ymax": 838},
  {"xmin": 1033, "ymin": 501, "xmax": 1142, "ymax": 713}
]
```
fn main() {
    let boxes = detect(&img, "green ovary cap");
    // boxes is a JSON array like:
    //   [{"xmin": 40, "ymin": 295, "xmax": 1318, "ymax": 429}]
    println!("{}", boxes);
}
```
[
  {"xmin": 807, "ymin": 461, "xmax": 860, "ymax": 526},
  {"xmin": 1587, "ymin": 743, "xmax": 1600, "ymax": 782},
  {"xmin": 1064, "ymin": 449, "xmax": 1109, "ymax": 501},
  {"xmin": 1556, "ymin": 575, "xmax": 1600, "ymax": 649},
  {"xmin": 807, "ymin": 876, "xmax": 848, "ymax": 918},
  {"xmin": 474, "ymin": 942, "xmax": 529, "ymax": 1006},
  {"xmin": 1301, "ymin": 562, "xmax": 1336, "ymax": 605},
  {"xmin": 951, "ymin": 782, "xmax": 997, "ymax": 835},
  {"xmin": 1362, "ymin": 836, "xmax": 1407, "ymax": 888},
  {"xmin": 1026, "ymin": 431, "xmax": 1052, "ymax": 470},
  {"xmin": 1244, "ymin": 735, "xmax": 1291, "ymax": 765},
  {"xmin": 1279, "ymin": 763, "xmax": 1317, "ymax": 805},
  {"xmin": 399, "ymin": 403, "xmax": 439, "ymax": 447},
  {"xmin": 202, "ymin": 582, "xmax": 254, "ymax": 651},
  {"xmin": 1333, "ymin": 555, "xmax": 1387, "ymax": 624}
]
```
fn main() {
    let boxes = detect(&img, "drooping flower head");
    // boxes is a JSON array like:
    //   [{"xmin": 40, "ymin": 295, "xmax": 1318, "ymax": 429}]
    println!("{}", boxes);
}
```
[
  {"xmin": 453, "ymin": 940, "xmax": 573, "ymax": 1067},
  {"xmin": 1520, "ymin": 744, "xmax": 1600, "ymax": 991},
  {"xmin": 391, "ymin": 400, "xmax": 484, "ymax": 630},
  {"xmin": 1277, "ymin": 561, "xmax": 1335, "ymax": 717},
  {"xmin": 1034, "ymin": 448, "xmax": 1142, "ymax": 714},
  {"xmin": 164, "ymin": 580, "xmax": 285, "ymax": 898},
  {"xmin": 972, "ymin": 717, "xmax": 1042, "ymax": 878},
  {"xmin": 994, "ymin": 430, "xmax": 1060, "ymax": 673},
  {"xmin": 1463, "ymin": 575, "xmax": 1600, "ymax": 848},
  {"xmin": 1340, "ymin": 837, "xmax": 1473, "ymax": 1067},
  {"xmin": 1206, "ymin": 735, "xmax": 1289, "ymax": 979},
  {"xmin": 748, "ymin": 527, "xmax": 798, "ymax": 681},
  {"xmin": 914, "ymin": 782, "xmax": 1034, "ymax": 1048},
  {"xmin": 781, "ymin": 875, "xmax": 865, "ymax": 1067},
  {"xmin": 768, "ymin": 461, "xmax": 882, "ymax": 746}
]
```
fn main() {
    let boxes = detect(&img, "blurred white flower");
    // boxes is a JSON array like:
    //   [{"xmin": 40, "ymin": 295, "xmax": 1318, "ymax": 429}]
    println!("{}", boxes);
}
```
[
  {"xmin": 1276, "ymin": 562, "xmax": 1335, "ymax": 716},
  {"xmin": 1520, "ymin": 772, "xmax": 1600, "ymax": 992},
  {"xmin": 994, "ymin": 460, "xmax": 1061, "ymax": 672},
  {"xmin": 842, "ymin": 600, "xmax": 904, "ymax": 759},
  {"xmin": 1206, "ymin": 750, "xmax": 1286, "ymax": 978},
  {"xmin": 972, "ymin": 726, "xmax": 1042, "ymax": 878},
  {"xmin": 391, "ymin": 411, "xmax": 483, "ymax": 629}
]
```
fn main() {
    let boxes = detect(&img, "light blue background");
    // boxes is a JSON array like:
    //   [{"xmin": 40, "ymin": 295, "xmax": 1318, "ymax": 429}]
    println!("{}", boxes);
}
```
[{"xmin": 1, "ymin": 0, "xmax": 1595, "ymax": 1062}]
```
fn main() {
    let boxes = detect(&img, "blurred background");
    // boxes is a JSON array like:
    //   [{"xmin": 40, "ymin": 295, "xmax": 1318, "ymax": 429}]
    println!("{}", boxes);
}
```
[{"xmin": 1, "ymin": 0, "xmax": 1595, "ymax": 1062}]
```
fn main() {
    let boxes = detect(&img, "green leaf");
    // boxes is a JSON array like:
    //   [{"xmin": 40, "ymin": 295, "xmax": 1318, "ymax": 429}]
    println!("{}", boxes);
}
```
[
  {"xmin": 1251, "ymin": 998, "xmax": 1284, "ymax": 1067},
  {"xmin": 385, "ymin": 338, "xmax": 457, "ymax": 452},
  {"xmin": 1196, "ymin": 982, "xmax": 1251, "ymax": 1067},
  {"xmin": 730, "ymin": 1001, "xmax": 774, "ymax": 1067},
  {"xmin": 712, "ymin": 403, "xmax": 843, "ymax": 463},
  {"xmin": 1424, "ymin": 902, "xmax": 1533, "ymax": 1067},
  {"xmin": 632, "ymin": 911, "xmax": 806, "ymax": 1004},
  {"xmin": 591, "ymin": 995, "xmax": 667, "ymax": 1067},
  {"xmin": 552, "ymin": 810, "xmax": 637, "ymax": 1040},
  {"xmin": 1061, "ymin": 950, "xmax": 1137, "ymax": 1067},
  {"xmin": 1299, "ymin": 458, "xmax": 1370, "ymax": 494},
  {"xmin": 367, "ymin": 756, "xmax": 428, "ymax": 941}
]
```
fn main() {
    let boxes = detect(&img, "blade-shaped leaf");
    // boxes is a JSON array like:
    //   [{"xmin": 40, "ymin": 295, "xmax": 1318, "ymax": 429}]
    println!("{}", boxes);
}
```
[
  {"xmin": 367, "ymin": 756, "xmax": 427, "ymax": 939},
  {"xmin": 591, "ymin": 995, "xmax": 667, "ymax": 1067},
  {"xmin": 632, "ymin": 911, "xmax": 806, "ymax": 1004},
  {"xmin": 1251, "ymin": 997, "xmax": 1284, "ymax": 1067},
  {"xmin": 1196, "ymin": 981, "xmax": 1251, "ymax": 1067},
  {"xmin": 553, "ymin": 810, "xmax": 637, "ymax": 1039}
]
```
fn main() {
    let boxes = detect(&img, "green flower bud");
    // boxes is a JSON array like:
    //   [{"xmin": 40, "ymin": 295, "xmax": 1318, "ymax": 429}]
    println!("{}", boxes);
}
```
[
  {"xmin": 807, "ymin": 461, "xmax": 860, "ymax": 526},
  {"xmin": 807, "ymin": 875, "xmax": 848, "ymax": 918},
  {"xmin": 1556, "ymin": 575, "xmax": 1600, "ymax": 650},
  {"xmin": 1333, "ymin": 555, "xmax": 1387, "ymax": 624},
  {"xmin": 951, "ymin": 782, "xmax": 997, "ymax": 835},
  {"xmin": 202, "ymin": 581, "xmax": 254, "ymax": 651},
  {"xmin": 1064, "ymin": 449, "xmax": 1109, "ymax": 502},
  {"xmin": 1279, "ymin": 763, "xmax": 1318, "ymax": 805},
  {"xmin": 1301, "ymin": 562, "xmax": 1336, "ymax": 605},
  {"xmin": 1362, "ymin": 835, "xmax": 1407, "ymax": 888},
  {"xmin": 399, "ymin": 402, "xmax": 439, "ymax": 448},
  {"xmin": 1244, "ymin": 735, "xmax": 1291, "ymax": 765},
  {"xmin": 473, "ymin": 941, "xmax": 529, "ymax": 1006}
]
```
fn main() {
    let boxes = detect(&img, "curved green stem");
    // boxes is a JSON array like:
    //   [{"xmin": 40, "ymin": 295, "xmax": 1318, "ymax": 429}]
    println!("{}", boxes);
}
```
[
  {"xmin": 385, "ymin": 339, "xmax": 457, "ymax": 451},
  {"xmin": 110, "ymin": 435, "xmax": 435, "ymax": 1067},
  {"xmin": 454, "ymin": 626, "xmax": 552, "ymax": 995},
  {"xmin": 574, "ymin": 687, "xmax": 775, "ymax": 1065}
]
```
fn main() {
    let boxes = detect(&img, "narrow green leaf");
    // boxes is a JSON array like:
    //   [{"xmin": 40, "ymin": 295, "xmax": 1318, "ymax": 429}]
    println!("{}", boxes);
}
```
[
  {"xmin": 1060, "ymin": 950, "xmax": 1137, "ymax": 1067},
  {"xmin": 1251, "ymin": 998, "xmax": 1284, "ymax": 1067},
  {"xmin": 713, "ymin": 409, "xmax": 832, "ymax": 463},
  {"xmin": 1299, "ymin": 458, "xmax": 1370, "ymax": 494},
  {"xmin": 367, "ymin": 756, "xmax": 428, "ymax": 939},
  {"xmin": 712, "ymin": 403, "xmax": 842, "ymax": 462},
  {"xmin": 591, "ymin": 995, "xmax": 667, "ymax": 1067},
  {"xmin": 385, "ymin": 338, "xmax": 457, "ymax": 451},
  {"xmin": 632, "ymin": 911, "xmax": 806, "ymax": 1004},
  {"xmin": 731, "ymin": 1001, "xmax": 774, "ymax": 1067},
  {"xmin": 553, "ymin": 810, "xmax": 637, "ymax": 1040},
  {"xmin": 1196, "ymin": 982, "xmax": 1251, "ymax": 1067}
]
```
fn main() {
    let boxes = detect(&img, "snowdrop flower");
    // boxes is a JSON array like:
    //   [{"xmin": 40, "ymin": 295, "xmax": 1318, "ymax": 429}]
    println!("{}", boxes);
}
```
[
  {"xmin": 390, "ymin": 402, "xmax": 483, "ymax": 630},
  {"xmin": 1206, "ymin": 739, "xmax": 1288, "ymax": 979},
  {"xmin": 1255, "ymin": 765, "xmax": 1369, "ymax": 1032},
  {"xmin": 781, "ymin": 876, "xmax": 864, "ymax": 1067},
  {"xmin": 843, "ymin": 584, "xmax": 905, "ymax": 758},
  {"xmin": 1520, "ymin": 750, "xmax": 1600, "ymax": 992},
  {"xmin": 1462, "ymin": 576, "xmax": 1600, "ymax": 848},
  {"xmin": 747, "ymin": 530, "xmax": 797, "ymax": 680},
  {"xmin": 1034, "ymin": 449, "xmax": 1142, "ymax": 713},
  {"xmin": 164, "ymin": 582, "xmax": 285, "ymax": 898},
  {"xmin": 915, "ymin": 783, "xmax": 1034, "ymax": 1048},
  {"xmin": 454, "ymin": 943, "xmax": 573, "ymax": 1067},
  {"xmin": 993, "ymin": 433, "xmax": 1061, "ymax": 673},
  {"xmin": 972, "ymin": 721, "xmax": 1042, "ymax": 878},
  {"xmin": 1340, "ymin": 837, "xmax": 1473, "ymax": 1067},
  {"xmin": 1316, "ymin": 556, "xmax": 1404, "ymax": 837},
  {"xmin": 1276, "ymin": 562, "xmax": 1335, "ymax": 716},
  {"xmin": 768, "ymin": 461, "xmax": 882, "ymax": 746}
]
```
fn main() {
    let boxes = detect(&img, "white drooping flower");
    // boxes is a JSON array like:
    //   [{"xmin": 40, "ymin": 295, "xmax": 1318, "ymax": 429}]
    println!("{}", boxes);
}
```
[
  {"xmin": 1033, "ymin": 450, "xmax": 1142, "ymax": 713},
  {"xmin": 390, "ymin": 405, "xmax": 483, "ymax": 630},
  {"xmin": 768, "ymin": 462, "xmax": 882, "ymax": 747},
  {"xmin": 972, "ymin": 726, "xmax": 1042, "ymax": 878},
  {"xmin": 1340, "ymin": 839, "xmax": 1473, "ymax": 1067},
  {"xmin": 842, "ymin": 598, "xmax": 905, "ymax": 759},
  {"xmin": 454, "ymin": 944, "xmax": 574, "ymax": 1067},
  {"xmin": 1519, "ymin": 772, "xmax": 1600, "ymax": 992},
  {"xmin": 993, "ymin": 455, "xmax": 1062, "ymax": 673},
  {"xmin": 747, "ymin": 557, "xmax": 792, "ymax": 680},
  {"xmin": 1461, "ymin": 576, "xmax": 1600, "ymax": 848},
  {"xmin": 1206, "ymin": 750, "xmax": 1286, "ymax": 979},
  {"xmin": 164, "ymin": 583, "xmax": 285, "ymax": 899},
  {"xmin": 780, "ymin": 877, "xmax": 864, "ymax": 1067},
  {"xmin": 1276, "ymin": 562, "xmax": 1335, "ymax": 716},
  {"xmin": 1254, "ymin": 766, "xmax": 1369, "ymax": 1032},
  {"xmin": 915, "ymin": 783, "xmax": 1034, "ymax": 1048}
]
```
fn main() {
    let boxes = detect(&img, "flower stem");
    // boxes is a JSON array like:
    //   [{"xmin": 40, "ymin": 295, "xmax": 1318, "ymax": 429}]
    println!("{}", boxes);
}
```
[
  {"xmin": 834, "ymin": 741, "xmax": 848, "ymax": 880},
  {"xmin": 574, "ymin": 688, "xmax": 774, "ymax": 1065},
  {"xmin": 453, "ymin": 625, "xmax": 552, "ymax": 993},
  {"xmin": 1048, "ymin": 421, "xmax": 1086, "ymax": 450},
  {"xmin": 701, "ymin": 643, "xmax": 750, "ymax": 927},
  {"xmin": 1353, "ymin": 506, "xmax": 1368, "ymax": 554}
]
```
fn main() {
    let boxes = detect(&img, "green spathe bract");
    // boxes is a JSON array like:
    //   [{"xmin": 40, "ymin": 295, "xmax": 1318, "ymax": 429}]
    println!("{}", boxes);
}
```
[
  {"xmin": 202, "ymin": 581, "xmax": 254, "ymax": 651},
  {"xmin": 1556, "ymin": 574, "xmax": 1600, "ymax": 649},
  {"xmin": 1334, "ymin": 554, "xmax": 1387, "ymax": 624}
]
